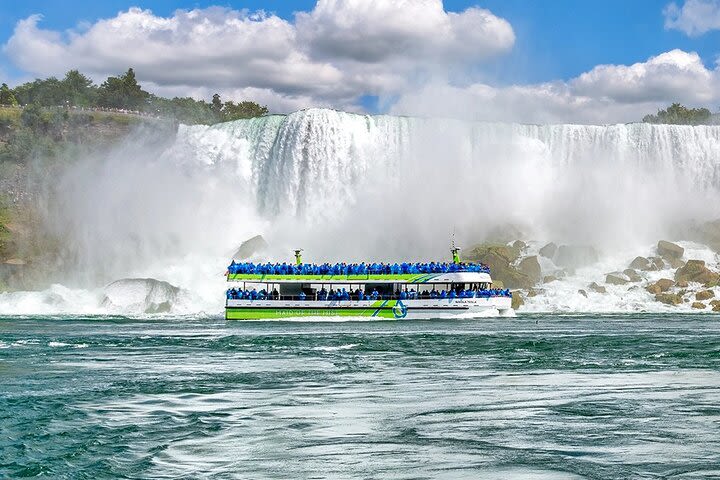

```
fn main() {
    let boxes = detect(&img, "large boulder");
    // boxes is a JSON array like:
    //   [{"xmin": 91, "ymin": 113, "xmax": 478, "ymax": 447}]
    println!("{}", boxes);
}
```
[
  {"xmin": 539, "ymin": 242, "xmax": 558, "ymax": 259},
  {"xmin": 657, "ymin": 240, "xmax": 684, "ymax": 260},
  {"xmin": 517, "ymin": 256, "xmax": 542, "ymax": 283},
  {"xmin": 466, "ymin": 245, "xmax": 533, "ymax": 289},
  {"xmin": 589, "ymin": 282, "xmax": 607, "ymax": 294},
  {"xmin": 102, "ymin": 278, "xmax": 180, "ymax": 314},
  {"xmin": 554, "ymin": 245, "xmax": 599, "ymax": 270},
  {"xmin": 232, "ymin": 235, "xmax": 268, "ymax": 260},
  {"xmin": 511, "ymin": 292, "xmax": 524, "ymax": 310},
  {"xmin": 623, "ymin": 269, "xmax": 642, "ymax": 282},
  {"xmin": 675, "ymin": 260, "xmax": 720, "ymax": 287},
  {"xmin": 696, "ymin": 290, "xmax": 715, "ymax": 301},
  {"xmin": 646, "ymin": 278, "xmax": 675, "ymax": 294},
  {"xmin": 628, "ymin": 256, "xmax": 651, "ymax": 270},
  {"xmin": 606, "ymin": 272, "xmax": 630, "ymax": 285},
  {"xmin": 691, "ymin": 302, "xmax": 706, "ymax": 309},
  {"xmin": 655, "ymin": 293, "xmax": 682, "ymax": 305}
]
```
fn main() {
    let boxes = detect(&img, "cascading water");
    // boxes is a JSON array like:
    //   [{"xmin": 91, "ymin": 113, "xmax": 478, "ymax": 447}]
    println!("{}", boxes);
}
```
[{"xmin": 6, "ymin": 108, "xmax": 720, "ymax": 315}]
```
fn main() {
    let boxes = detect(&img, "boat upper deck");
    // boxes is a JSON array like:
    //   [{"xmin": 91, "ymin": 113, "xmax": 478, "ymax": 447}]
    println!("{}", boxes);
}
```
[{"xmin": 227, "ymin": 261, "xmax": 493, "ymax": 284}]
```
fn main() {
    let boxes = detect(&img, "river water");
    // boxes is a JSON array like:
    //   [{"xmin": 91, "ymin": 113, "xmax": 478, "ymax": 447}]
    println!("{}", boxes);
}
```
[{"xmin": 2, "ymin": 314, "xmax": 720, "ymax": 479}]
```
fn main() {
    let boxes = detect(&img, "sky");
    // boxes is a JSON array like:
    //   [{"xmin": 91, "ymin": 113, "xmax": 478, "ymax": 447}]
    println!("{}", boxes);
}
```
[{"xmin": 1, "ymin": 0, "xmax": 719, "ymax": 123}]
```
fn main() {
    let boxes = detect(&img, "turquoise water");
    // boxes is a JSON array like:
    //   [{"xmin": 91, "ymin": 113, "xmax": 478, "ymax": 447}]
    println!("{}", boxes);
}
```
[{"xmin": 2, "ymin": 314, "xmax": 720, "ymax": 479}]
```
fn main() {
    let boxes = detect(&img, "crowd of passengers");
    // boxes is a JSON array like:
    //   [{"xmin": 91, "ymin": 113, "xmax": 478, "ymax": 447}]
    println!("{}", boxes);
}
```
[
  {"xmin": 226, "ymin": 287, "xmax": 512, "ymax": 301},
  {"xmin": 227, "ymin": 261, "xmax": 490, "ymax": 275}
]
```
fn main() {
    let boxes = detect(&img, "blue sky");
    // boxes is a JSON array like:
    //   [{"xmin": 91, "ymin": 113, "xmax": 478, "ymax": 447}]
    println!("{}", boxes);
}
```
[{"xmin": 1, "ymin": 0, "xmax": 719, "ymax": 122}]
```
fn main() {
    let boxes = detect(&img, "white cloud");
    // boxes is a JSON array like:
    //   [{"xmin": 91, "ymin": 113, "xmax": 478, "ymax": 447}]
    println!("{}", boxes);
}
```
[
  {"xmin": 2, "ymin": 2, "xmax": 514, "ymax": 112},
  {"xmin": 571, "ymin": 49, "xmax": 717, "ymax": 104},
  {"xmin": 296, "ymin": 0, "xmax": 514, "ymax": 64},
  {"xmin": 664, "ymin": 0, "xmax": 720, "ymax": 36},
  {"xmin": 391, "ymin": 49, "xmax": 720, "ymax": 124}
]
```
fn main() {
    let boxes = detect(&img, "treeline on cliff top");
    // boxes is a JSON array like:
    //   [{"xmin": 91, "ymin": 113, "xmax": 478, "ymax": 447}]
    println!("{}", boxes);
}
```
[
  {"xmin": 642, "ymin": 103, "xmax": 717, "ymax": 126},
  {"xmin": 0, "ymin": 68, "xmax": 268, "ymax": 125}
]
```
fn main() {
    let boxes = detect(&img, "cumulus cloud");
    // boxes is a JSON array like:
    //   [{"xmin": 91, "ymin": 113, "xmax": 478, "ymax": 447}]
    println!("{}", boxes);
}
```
[
  {"xmin": 2, "ymin": 1, "xmax": 514, "ymax": 112},
  {"xmin": 296, "ymin": 0, "xmax": 514, "ymax": 64},
  {"xmin": 664, "ymin": 0, "xmax": 720, "ymax": 36},
  {"xmin": 391, "ymin": 49, "xmax": 720, "ymax": 124}
]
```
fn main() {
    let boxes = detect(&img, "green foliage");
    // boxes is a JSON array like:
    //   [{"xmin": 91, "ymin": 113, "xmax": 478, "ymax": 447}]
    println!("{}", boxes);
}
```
[
  {"xmin": 0, "ymin": 83, "xmax": 18, "ymax": 106},
  {"xmin": 643, "ymin": 103, "xmax": 712, "ymax": 125},
  {"xmin": 20, "ymin": 104, "xmax": 46, "ymax": 130},
  {"xmin": 8, "ymin": 68, "xmax": 269, "ymax": 124},
  {"xmin": 148, "ymin": 96, "xmax": 218, "ymax": 125},
  {"xmin": 97, "ymin": 68, "xmax": 150, "ymax": 109},
  {"xmin": 221, "ymin": 100, "xmax": 269, "ymax": 121}
]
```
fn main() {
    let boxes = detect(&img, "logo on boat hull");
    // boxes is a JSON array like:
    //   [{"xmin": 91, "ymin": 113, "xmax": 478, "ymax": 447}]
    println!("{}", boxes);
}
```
[{"xmin": 392, "ymin": 300, "xmax": 408, "ymax": 318}]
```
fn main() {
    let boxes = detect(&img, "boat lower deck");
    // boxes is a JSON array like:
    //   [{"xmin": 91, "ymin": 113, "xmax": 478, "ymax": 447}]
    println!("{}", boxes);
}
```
[{"xmin": 225, "ymin": 297, "xmax": 512, "ymax": 320}]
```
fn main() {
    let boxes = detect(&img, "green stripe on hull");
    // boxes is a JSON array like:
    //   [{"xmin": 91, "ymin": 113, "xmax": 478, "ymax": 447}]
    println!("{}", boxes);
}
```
[{"xmin": 226, "ymin": 307, "xmax": 396, "ymax": 319}]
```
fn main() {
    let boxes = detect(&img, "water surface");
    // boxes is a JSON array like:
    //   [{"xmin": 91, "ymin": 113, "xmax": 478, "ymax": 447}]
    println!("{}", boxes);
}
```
[{"xmin": 2, "ymin": 314, "xmax": 720, "ymax": 478}]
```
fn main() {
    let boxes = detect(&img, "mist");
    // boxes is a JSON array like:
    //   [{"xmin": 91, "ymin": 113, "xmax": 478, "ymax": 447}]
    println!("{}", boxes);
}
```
[{"xmin": 22, "ymin": 108, "xmax": 720, "ymax": 313}]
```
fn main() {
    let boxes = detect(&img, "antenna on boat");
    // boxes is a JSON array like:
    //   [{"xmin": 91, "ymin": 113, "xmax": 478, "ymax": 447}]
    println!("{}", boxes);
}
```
[
  {"xmin": 451, "ymin": 233, "xmax": 460, "ymax": 264},
  {"xmin": 294, "ymin": 249, "xmax": 303, "ymax": 266}
]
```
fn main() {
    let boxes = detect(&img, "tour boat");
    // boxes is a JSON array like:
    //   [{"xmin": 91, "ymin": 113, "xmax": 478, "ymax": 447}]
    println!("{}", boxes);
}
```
[{"xmin": 225, "ymin": 249, "xmax": 513, "ymax": 320}]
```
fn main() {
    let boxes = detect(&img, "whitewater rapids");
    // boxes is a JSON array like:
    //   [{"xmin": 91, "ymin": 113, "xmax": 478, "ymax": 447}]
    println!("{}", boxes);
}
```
[{"xmin": 6, "ymin": 108, "xmax": 720, "ymax": 315}]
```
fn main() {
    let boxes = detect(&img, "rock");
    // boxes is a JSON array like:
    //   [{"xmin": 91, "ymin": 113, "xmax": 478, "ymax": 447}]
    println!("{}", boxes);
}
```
[
  {"xmin": 466, "ymin": 245, "xmax": 532, "ymax": 289},
  {"xmin": 517, "ymin": 256, "xmax": 542, "ymax": 283},
  {"xmin": 232, "ymin": 235, "xmax": 268, "ymax": 260},
  {"xmin": 714, "ymin": 304, "xmax": 720, "ymax": 312},
  {"xmin": 622, "ymin": 269, "xmax": 642, "ymax": 282},
  {"xmin": 102, "ymin": 278, "xmax": 180, "ymax": 314},
  {"xmin": 709, "ymin": 299, "xmax": 720, "ymax": 308},
  {"xmin": 511, "ymin": 291, "xmax": 524, "ymax": 310},
  {"xmin": 649, "ymin": 257, "xmax": 665, "ymax": 271},
  {"xmin": 657, "ymin": 240, "xmax": 684, "ymax": 260},
  {"xmin": 554, "ymin": 245, "xmax": 599, "ymax": 270},
  {"xmin": 543, "ymin": 275, "xmax": 558, "ymax": 284},
  {"xmin": 629, "ymin": 256, "xmax": 651, "ymax": 270},
  {"xmin": 668, "ymin": 258, "xmax": 685, "ymax": 269},
  {"xmin": 512, "ymin": 240, "xmax": 527, "ymax": 251},
  {"xmin": 655, "ymin": 293, "xmax": 682, "ymax": 305},
  {"xmin": 606, "ymin": 272, "xmax": 630, "ymax": 285},
  {"xmin": 589, "ymin": 282, "xmax": 607, "ymax": 294},
  {"xmin": 675, "ymin": 259, "xmax": 720, "ymax": 287},
  {"xmin": 578, "ymin": 289, "xmax": 588, "ymax": 298},
  {"xmin": 676, "ymin": 280, "xmax": 689, "ymax": 288},
  {"xmin": 527, "ymin": 288, "xmax": 544, "ymax": 297},
  {"xmin": 696, "ymin": 290, "xmax": 715, "ymax": 301},
  {"xmin": 646, "ymin": 278, "xmax": 674, "ymax": 294},
  {"xmin": 539, "ymin": 242, "xmax": 558, "ymax": 259},
  {"xmin": 691, "ymin": 302, "xmax": 706, "ymax": 309},
  {"xmin": 492, "ymin": 280, "xmax": 505, "ymax": 289}
]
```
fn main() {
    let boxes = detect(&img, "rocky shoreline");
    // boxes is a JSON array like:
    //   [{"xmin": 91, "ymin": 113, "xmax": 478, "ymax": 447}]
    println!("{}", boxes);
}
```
[{"xmin": 465, "ymin": 231, "xmax": 720, "ymax": 312}]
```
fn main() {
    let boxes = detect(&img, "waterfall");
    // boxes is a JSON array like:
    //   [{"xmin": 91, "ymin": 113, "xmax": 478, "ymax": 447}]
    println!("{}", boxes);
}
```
[{"xmin": 14, "ymin": 108, "xmax": 720, "ymax": 314}]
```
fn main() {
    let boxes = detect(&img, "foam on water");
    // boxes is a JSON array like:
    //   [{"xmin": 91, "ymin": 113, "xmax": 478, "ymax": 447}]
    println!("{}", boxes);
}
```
[{"xmin": 4, "ymin": 109, "xmax": 720, "ymax": 314}]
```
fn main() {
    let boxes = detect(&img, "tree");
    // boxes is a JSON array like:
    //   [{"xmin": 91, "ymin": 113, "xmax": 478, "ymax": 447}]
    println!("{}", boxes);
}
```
[
  {"xmin": 643, "ymin": 103, "xmax": 712, "ymax": 125},
  {"xmin": 221, "ymin": 100, "xmax": 268, "ymax": 121},
  {"xmin": 97, "ymin": 68, "xmax": 149, "ymax": 109},
  {"xmin": 20, "ymin": 103, "xmax": 46, "ymax": 131},
  {"xmin": 211, "ymin": 93, "xmax": 223, "ymax": 113},
  {"xmin": 62, "ymin": 70, "xmax": 96, "ymax": 106},
  {"xmin": 0, "ymin": 83, "xmax": 18, "ymax": 106}
]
